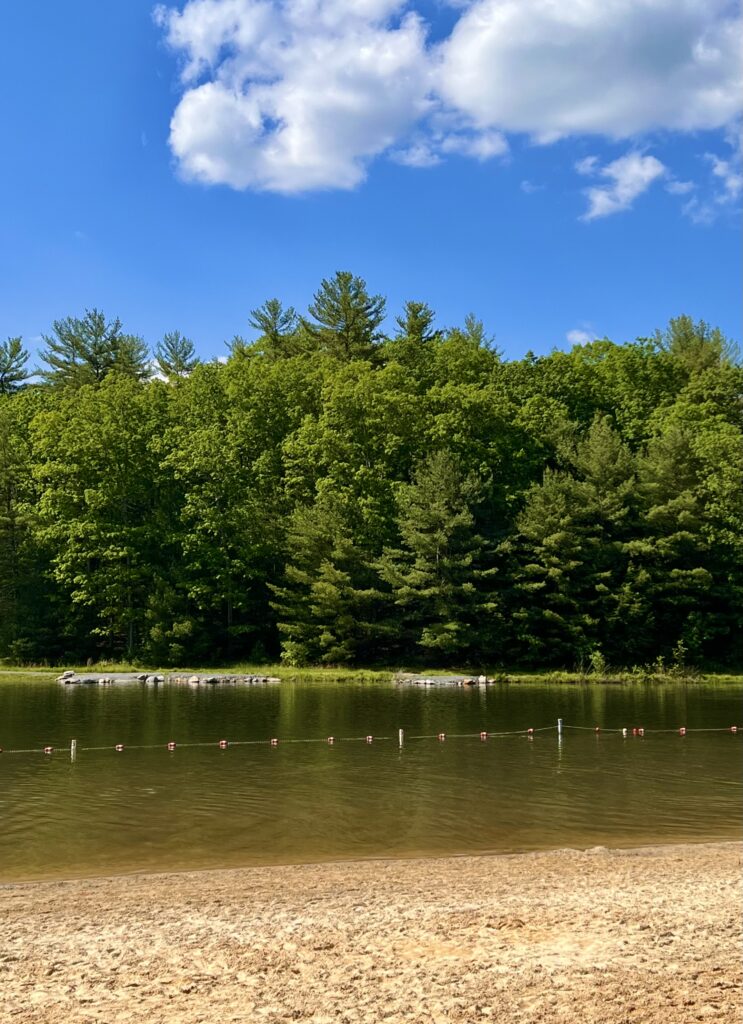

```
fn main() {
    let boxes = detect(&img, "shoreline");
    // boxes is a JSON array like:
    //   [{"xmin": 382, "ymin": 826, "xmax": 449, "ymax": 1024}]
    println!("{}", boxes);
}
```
[
  {"xmin": 1, "ymin": 835, "xmax": 740, "ymax": 888},
  {"xmin": 2, "ymin": 841, "xmax": 740, "ymax": 1023},
  {"xmin": 2, "ymin": 665, "xmax": 742, "ymax": 687}
]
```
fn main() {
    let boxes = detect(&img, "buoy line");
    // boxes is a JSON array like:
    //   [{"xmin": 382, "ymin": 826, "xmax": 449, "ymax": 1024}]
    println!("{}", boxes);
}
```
[{"xmin": 0, "ymin": 722, "xmax": 741, "ymax": 759}]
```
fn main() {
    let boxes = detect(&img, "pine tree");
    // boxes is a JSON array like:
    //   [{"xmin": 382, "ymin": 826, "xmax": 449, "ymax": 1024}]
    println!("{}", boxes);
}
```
[
  {"xmin": 273, "ymin": 498, "xmax": 385, "ymax": 665},
  {"xmin": 655, "ymin": 315, "xmax": 739, "ymax": 376},
  {"xmin": 0, "ymin": 338, "xmax": 30, "ymax": 394},
  {"xmin": 378, "ymin": 451, "xmax": 499, "ymax": 662},
  {"xmin": 39, "ymin": 309, "xmax": 150, "ymax": 387},
  {"xmin": 248, "ymin": 299, "xmax": 300, "ymax": 359},
  {"xmin": 303, "ymin": 271, "xmax": 386, "ymax": 361},
  {"xmin": 155, "ymin": 331, "xmax": 199, "ymax": 380}
]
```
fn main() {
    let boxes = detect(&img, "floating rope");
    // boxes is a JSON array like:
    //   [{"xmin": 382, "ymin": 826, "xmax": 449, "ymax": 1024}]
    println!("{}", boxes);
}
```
[{"xmin": 0, "ymin": 723, "xmax": 740, "ymax": 757}]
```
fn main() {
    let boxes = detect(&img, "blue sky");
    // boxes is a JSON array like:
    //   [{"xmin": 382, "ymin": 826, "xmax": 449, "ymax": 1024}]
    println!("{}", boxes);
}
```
[{"xmin": 1, "ymin": 0, "xmax": 740, "ymax": 363}]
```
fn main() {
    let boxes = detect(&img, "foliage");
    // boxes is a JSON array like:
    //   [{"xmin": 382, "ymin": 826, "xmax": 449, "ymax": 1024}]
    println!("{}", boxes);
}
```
[
  {"xmin": 1, "ymin": 283, "xmax": 740, "ymax": 668},
  {"xmin": 0, "ymin": 338, "xmax": 30, "ymax": 394}
]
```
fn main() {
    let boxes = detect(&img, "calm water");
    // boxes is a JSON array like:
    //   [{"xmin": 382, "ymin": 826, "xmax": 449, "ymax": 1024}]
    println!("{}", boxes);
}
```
[{"xmin": 0, "ymin": 679, "xmax": 741, "ymax": 881}]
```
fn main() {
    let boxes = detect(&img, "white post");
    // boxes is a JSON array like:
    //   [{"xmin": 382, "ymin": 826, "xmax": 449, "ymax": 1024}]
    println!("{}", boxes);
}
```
[
  {"xmin": 398, "ymin": 728, "xmax": 404, "ymax": 748},
  {"xmin": 70, "ymin": 738, "xmax": 77, "ymax": 761},
  {"xmin": 557, "ymin": 718, "xmax": 563, "ymax": 737}
]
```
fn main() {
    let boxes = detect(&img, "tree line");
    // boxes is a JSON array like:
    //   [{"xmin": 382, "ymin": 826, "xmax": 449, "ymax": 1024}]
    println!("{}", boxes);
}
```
[{"xmin": 1, "ymin": 272, "xmax": 741, "ymax": 669}]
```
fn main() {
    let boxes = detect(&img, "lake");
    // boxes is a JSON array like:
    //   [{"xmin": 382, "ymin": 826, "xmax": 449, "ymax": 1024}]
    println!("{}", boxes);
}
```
[{"xmin": 1, "ymin": 678, "xmax": 741, "ymax": 881}]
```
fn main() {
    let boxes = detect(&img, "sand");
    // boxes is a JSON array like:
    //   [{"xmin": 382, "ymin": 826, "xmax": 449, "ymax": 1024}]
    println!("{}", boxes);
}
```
[{"xmin": 1, "ymin": 842, "xmax": 740, "ymax": 1024}]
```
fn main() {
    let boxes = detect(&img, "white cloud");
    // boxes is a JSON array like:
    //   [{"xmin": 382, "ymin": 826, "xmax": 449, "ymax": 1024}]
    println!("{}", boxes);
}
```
[
  {"xmin": 682, "ymin": 196, "xmax": 717, "ymax": 226},
  {"xmin": 567, "ymin": 328, "xmax": 597, "ymax": 345},
  {"xmin": 575, "ymin": 156, "xmax": 599, "ymax": 176},
  {"xmin": 581, "ymin": 152, "xmax": 667, "ymax": 220},
  {"xmin": 392, "ymin": 126, "xmax": 507, "ymax": 167},
  {"xmin": 391, "ymin": 141, "xmax": 441, "ymax": 168},
  {"xmin": 158, "ymin": 0, "xmax": 432, "ymax": 192},
  {"xmin": 155, "ymin": 0, "xmax": 742, "ymax": 195},
  {"xmin": 520, "ymin": 180, "xmax": 543, "ymax": 194},
  {"xmin": 678, "ymin": 146, "xmax": 742, "ymax": 223},
  {"xmin": 665, "ymin": 179, "xmax": 695, "ymax": 195},
  {"xmin": 706, "ymin": 152, "xmax": 743, "ymax": 200},
  {"xmin": 439, "ymin": 129, "xmax": 508, "ymax": 161},
  {"xmin": 438, "ymin": 0, "xmax": 741, "ymax": 140}
]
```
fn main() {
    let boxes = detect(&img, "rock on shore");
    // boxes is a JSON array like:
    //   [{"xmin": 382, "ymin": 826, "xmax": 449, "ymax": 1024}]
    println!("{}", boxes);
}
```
[{"xmin": 56, "ymin": 670, "xmax": 281, "ymax": 686}]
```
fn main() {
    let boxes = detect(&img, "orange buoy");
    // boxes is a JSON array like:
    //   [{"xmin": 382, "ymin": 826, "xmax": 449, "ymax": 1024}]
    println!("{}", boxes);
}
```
[
  {"xmin": 114, "ymin": 744, "xmax": 124, "ymax": 752},
  {"xmin": 679, "ymin": 727, "xmax": 686, "ymax": 736},
  {"xmin": 638, "ymin": 728, "xmax": 644, "ymax": 737},
  {"xmin": 437, "ymin": 732, "xmax": 446, "ymax": 741},
  {"xmin": 167, "ymin": 741, "xmax": 176, "ymax": 751},
  {"xmin": 365, "ymin": 735, "xmax": 373, "ymax": 743},
  {"xmin": 480, "ymin": 731, "xmax": 488, "ymax": 741},
  {"xmin": 595, "ymin": 726, "xmax": 601, "ymax": 733},
  {"xmin": 270, "ymin": 738, "xmax": 278, "ymax": 746},
  {"xmin": 526, "ymin": 728, "xmax": 534, "ymax": 735},
  {"xmin": 327, "ymin": 736, "xmax": 334, "ymax": 744},
  {"xmin": 43, "ymin": 746, "xmax": 53, "ymax": 754},
  {"xmin": 218, "ymin": 739, "xmax": 228, "ymax": 749},
  {"xmin": 731, "ymin": 726, "xmax": 738, "ymax": 734}
]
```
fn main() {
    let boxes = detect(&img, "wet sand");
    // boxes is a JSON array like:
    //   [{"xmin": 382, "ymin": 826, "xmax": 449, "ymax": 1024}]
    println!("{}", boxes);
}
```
[{"xmin": 1, "ymin": 842, "xmax": 740, "ymax": 1023}]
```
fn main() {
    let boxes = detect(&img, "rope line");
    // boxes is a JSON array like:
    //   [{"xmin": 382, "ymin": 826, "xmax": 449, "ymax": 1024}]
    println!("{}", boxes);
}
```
[{"xmin": 0, "ymin": 723, "xmax": 740, "ymax": 757}]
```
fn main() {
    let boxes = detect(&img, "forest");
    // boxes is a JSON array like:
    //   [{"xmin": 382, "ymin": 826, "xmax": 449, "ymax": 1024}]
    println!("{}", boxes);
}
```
[{"xmin": 0, "ymin": 272, "xmax": 741, "ymax": 670}]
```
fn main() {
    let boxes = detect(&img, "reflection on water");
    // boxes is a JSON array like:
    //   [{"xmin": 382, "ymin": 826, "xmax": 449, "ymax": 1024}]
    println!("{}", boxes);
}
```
[{"xmin": 0, "ymin": 680, "xmax": 741, "ymax": 880}]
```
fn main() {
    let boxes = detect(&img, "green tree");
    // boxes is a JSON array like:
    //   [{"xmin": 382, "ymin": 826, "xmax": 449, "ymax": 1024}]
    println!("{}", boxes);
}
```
[
  {"xmin": 155, "ymin": 331, "xmax": 199, "ymax": 381},
  {"xmin": 378, "ymin": 451, "xmax": 500, "ymax": 661},
  {"xmin": 248, "ymin": 298, "xmax": 300, "ymax": 359},
  {"xmin": 655, "ymin": 314, "xmax": 739, "ymax": 376},
  {"xmin": 273, "ymin": 497, "xmax": 386, "ymax": 665},
  {"xmin": 381, "ymin": 300, "xmax": 440, "ymax": 374},
  {"xmin": 32, "ymin": 375, "xmax": 172, "ymax": 658},
  {"xmin": 39, "ymin": 309, "xmax": 150, "ymax": 387},
  {"xmin": 302, "ymin": 271, "xmax": 386, "ymax": 361},
  {"xmin": 0, "ymin": 338, "xmax": 30, "ymax": 394},
  {"xmin": 509, "ymin": 417, "xmax": 638, "ymax": 666}
]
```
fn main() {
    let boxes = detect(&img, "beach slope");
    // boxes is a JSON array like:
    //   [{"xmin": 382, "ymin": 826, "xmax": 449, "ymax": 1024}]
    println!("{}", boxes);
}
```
[{"xmin": 1, "ymin": 842, "xmax": 740, "ymax": 1023}]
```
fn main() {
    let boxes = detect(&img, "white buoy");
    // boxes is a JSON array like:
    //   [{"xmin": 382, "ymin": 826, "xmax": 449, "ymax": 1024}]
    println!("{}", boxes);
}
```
[
  {"xmin": 398, "ymin": 728, "xmax": 404, "ymax": 748},
  {"xmin": 557, "ymin": 718, "xmax": 563, "ymax": 737},
  {"xmin": 70, "ymin": 739, "xmax": 77, "ymax": 761}
]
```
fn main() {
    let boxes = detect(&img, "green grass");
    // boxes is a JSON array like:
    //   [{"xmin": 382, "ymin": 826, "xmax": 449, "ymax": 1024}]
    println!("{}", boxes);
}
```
[{"xmin": 0, "ymin": 661, "xmax": 741, "ymax": 686}]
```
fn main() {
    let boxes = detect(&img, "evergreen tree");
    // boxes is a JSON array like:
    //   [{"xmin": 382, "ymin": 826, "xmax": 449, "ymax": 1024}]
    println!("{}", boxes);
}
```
[
  {"xmin": 0, "ymin": 338, "xmax": 30, "ymax": 394},
  {"xmin": 378, "ymin": 451, "xmax": 499, "ymax": 661},
  {"xmin": 273, "ymin": 498, "xmax": 385, "ymax": 665},
  {"xmin": 155, "ymin": 331, "xmax": 199, "ymax": 381},
  {"xmin": 510, "ymin": 416, "xmax": 638, "ymax": 666},
  {"xmin": 655, "ymin": 315, "xmax": 739, "ymax": 376},
  {"xmin": 303, "ymin": 271, "xmax": 386, "ymax": 361},
  {"xmin": 248, "ymin": 299, "xmax": 300, "ymax": 359},
  {"xmin": 382, "ymin": 301, "xmax": 440, "ymax": 376},
  {"xmin": 39, "ymin": 309, "xmax": 150, "ymax": 387}
]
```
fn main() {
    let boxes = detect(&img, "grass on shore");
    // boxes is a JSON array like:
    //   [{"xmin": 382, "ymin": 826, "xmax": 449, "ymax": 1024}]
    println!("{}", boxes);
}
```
[{"xmin": 0, "ymin": 662, "xmax": 741, "ymax": 686}]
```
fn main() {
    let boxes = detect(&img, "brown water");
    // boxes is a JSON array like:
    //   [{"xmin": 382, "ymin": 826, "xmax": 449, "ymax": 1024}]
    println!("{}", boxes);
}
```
[{"xmin": 0, "ymin": 679, "xmax": 741, "ymax": 880}]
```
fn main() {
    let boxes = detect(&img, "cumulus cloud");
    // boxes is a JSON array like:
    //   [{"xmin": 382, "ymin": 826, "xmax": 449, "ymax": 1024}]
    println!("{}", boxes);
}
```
[
  {"xmin": 156, "ymin": 0, "xmax": 433, "ymax": 191},
  {"xmin": 580, "ymin": 152, "xmax": 667, "ymax": 220},
  {"xmin": 155, "ymin": 0, "xmax": 742, "ymax": 196},
  {"xmin": 438, "ymin": 0, "xmax": 741, "ymax": 139}
]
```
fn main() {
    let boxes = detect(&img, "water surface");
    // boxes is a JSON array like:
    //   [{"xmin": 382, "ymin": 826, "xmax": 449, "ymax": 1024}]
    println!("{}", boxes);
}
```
[{"xmin": 1, "ymin": 679, "xmax": 741, "ymax": 880}]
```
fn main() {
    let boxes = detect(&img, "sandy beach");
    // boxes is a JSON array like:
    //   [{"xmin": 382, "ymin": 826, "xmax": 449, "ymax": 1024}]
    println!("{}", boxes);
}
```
[{"xmin": 1, "ymin": 842, "xmax": 740, "ymax": 1024}]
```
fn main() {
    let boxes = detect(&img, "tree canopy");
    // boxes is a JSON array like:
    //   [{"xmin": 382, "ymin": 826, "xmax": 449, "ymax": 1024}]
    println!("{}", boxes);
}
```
[{"xmin": 1, "ymin": 274, "xmax": 740, "ymax": 669}]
